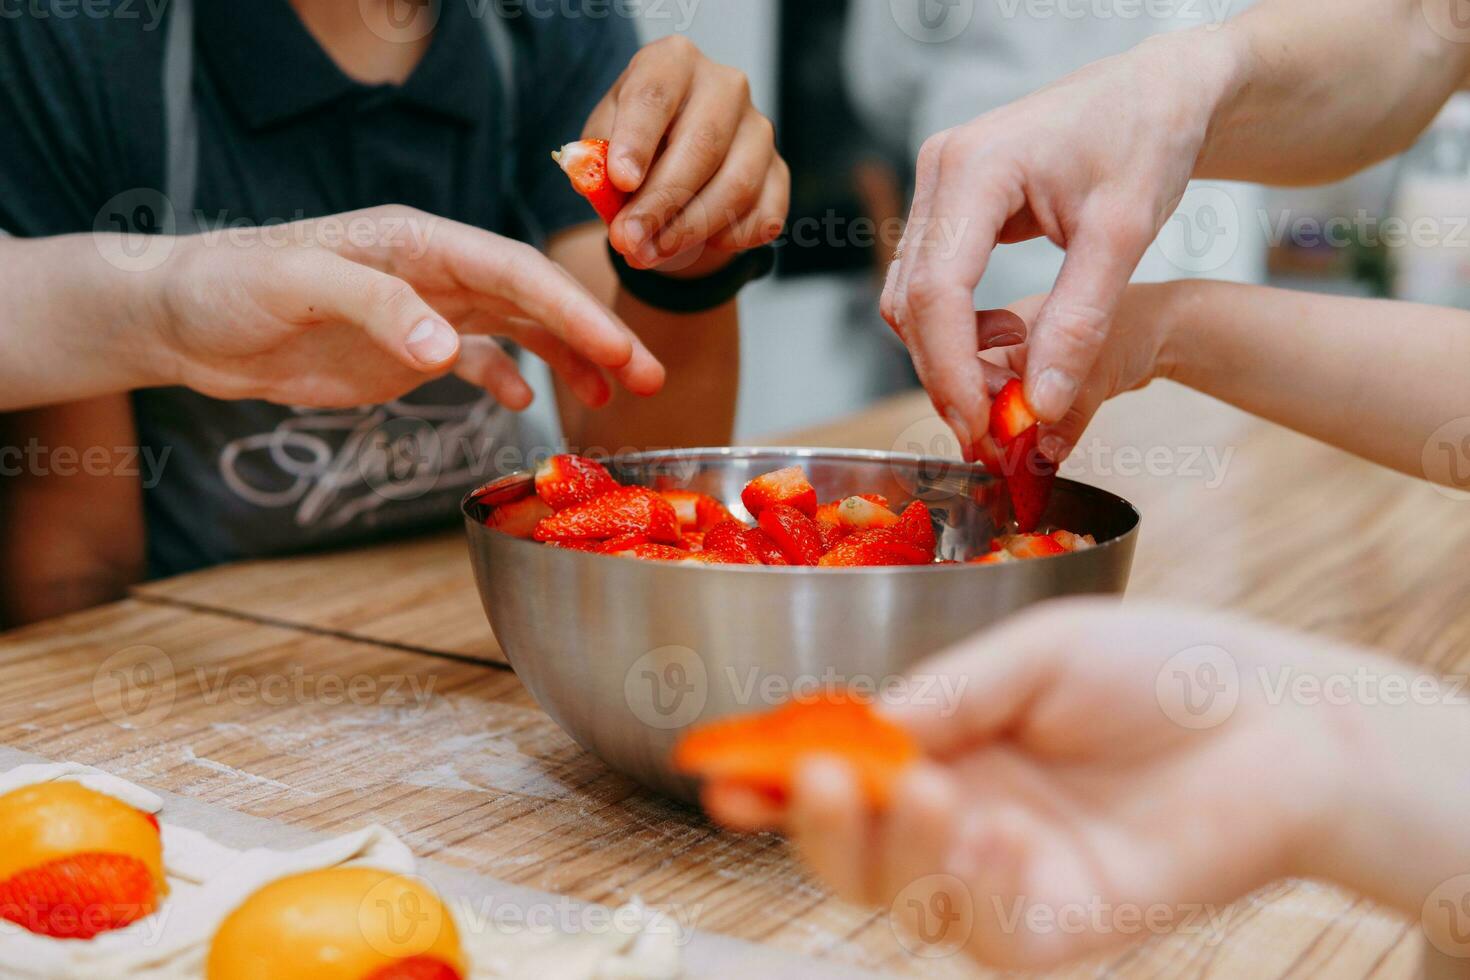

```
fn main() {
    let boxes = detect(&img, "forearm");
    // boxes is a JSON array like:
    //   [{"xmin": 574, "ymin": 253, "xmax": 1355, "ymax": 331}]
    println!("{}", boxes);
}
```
[
  {"xmin": 1194, "ymin": 0, "xmax": 1470, "ymax": 184},
  {"xmin": 551, "ymin": 228, "xmax": 738, "ymax": 452},
  {"xmin": 0, "ymin": 236, "xmax": 169, "ymax": 410},
  {"xmin": 1157, "ymin": 280, "xmax": 1469, "ymax": 482}
]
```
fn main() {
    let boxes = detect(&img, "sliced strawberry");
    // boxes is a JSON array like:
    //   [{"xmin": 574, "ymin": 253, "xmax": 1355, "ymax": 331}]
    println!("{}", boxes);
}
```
[
  {"xmin": 533, "ymin": 486, "xmax": 680, "ymax": 544},
  {"xmin": 967, "ymin": 550, "xmax": 1015, "ymax": 566},
  {"xmin": 659, "ymin": 490, "xmax": 732, "ymax": 531},
  {"xmin": 534, "ymin": 454, "xmax": 620, "ymax": 511},
  {"xmin": 817, "ymin": 529, "xmax": 932, "ymax": 567},
  {"xmin": 1050, "ymin": 530, "xmax": 1097, "ymax": 552},
  {"xmin": 704, "ymin": 519, "xmax": 789, "ymax": 565},
  {"xmin": 999, "ymin": 533, "xmax": 1069, "ymax": 559},
  {"xmin": 815, "ymin": 518, "xmax": 850, "ymax": 553},
  {"xmin": 0, "ymin": 852, "xmax": 158, "ymax": 939},
  {"xmin": 894, "ymin": 501, "xmax": 937, "ymax": 555},
  {"xmin": 486, "ymin": 495, "xmax": 554, "ymax": 539},
  {"xmin": 364, "ymin": 957, "xmax": 465, "ymax": 980},
  {"xmin": 549, "ymin": 539, "xmax": 603, "ymax": 553},
  {"xmin": 740, "ymin": 466, "xmax": 818, "ymax": 518},
  {"xmin": 680, "ymin": 531, "xmax": 706, "ymax": 552},
  {"xmin": 757, "ymin": 505, "xmax": 826, "ymax": 566},
  {"xmin": 835, "ymin": 495, "xmax": 899, "ymax": 531},
  {"xmin": 613, "ymin": 543, "xmax": 690, "ymax": 562},
  {"xmin": 553, "ymin": 139, "xmax": 628, "ymax": 225},
  {"xmin": 990, "ymin": 378, "xmax": 1038, "ymax": 443},
  {"xmin": 988, "ymin": 379, "xmax": 1056, "ymax": 533},
  {"xmin": 596, "ymin": 533, "xmax": 650, "ymax": 553}
]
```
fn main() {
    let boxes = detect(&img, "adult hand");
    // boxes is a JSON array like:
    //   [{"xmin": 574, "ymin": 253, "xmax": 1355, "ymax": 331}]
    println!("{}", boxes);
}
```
[
  {"xmin": 882, "ymin": 33, "xmax": 1239, "ymax": 455},
  {"xmin": 147, "ymin": 205, "xmax": 665, "ymax": 409},
  {"xmin": 704, "ymin": 599, "xmax": 1470, "ymax": 968},
  {"xmin": 587, "ymin": 35, "xmax": 789, "ymax": 272}
]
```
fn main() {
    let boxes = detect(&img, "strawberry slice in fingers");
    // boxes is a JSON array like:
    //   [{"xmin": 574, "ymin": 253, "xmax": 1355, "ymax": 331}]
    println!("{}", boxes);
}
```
[
  {"xmin": 553, "ymin": 139, "xmax": 628, "ymax": 225},
  {"xmin": 988, "ymin": 379, "xmax": 1056, "ymax": 533}
]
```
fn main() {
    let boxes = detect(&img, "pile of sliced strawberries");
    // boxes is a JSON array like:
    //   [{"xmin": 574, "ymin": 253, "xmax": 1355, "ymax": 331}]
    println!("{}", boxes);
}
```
[
  {"xmin": 969, "ymin": 530, "xmax": 1096, "ymax": 564},
  {"xmin": 483, "ymin": 455, "xmax": 1094, "ymax": 568}
]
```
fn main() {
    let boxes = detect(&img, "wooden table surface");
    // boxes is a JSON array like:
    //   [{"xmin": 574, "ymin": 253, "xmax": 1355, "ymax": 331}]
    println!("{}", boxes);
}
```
[{"xmin": 10, "ymin": 381, "xmax": 1467, "ymax": 978}]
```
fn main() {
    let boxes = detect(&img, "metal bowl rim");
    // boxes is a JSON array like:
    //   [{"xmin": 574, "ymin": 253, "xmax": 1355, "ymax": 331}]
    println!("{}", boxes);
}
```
[{"xmin": 461, "ymin": 445, "xmax": 1141, "ymax": 575}]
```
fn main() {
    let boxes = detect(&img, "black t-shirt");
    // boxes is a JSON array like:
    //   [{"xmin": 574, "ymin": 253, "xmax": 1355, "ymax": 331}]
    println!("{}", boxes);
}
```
[{"xmin": 0, "ymin": 0, "xmax": 635, "ymax": 575}]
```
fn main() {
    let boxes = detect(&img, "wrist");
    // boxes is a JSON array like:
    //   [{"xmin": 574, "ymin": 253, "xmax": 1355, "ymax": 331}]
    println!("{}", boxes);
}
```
[
  {"xmin": 1131, "ymin": 26, "xmax": 1249, "ymax": 176},
  {"xmin": 649, "ymin": 246, "xmax": 736, "ymax": 281},
  {"xmin": 1138, "ymin": 280, "xmax": 1204, "ymax": 388}
]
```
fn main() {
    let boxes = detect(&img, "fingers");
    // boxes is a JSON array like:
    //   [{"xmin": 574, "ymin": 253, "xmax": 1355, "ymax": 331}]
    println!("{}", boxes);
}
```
[
  {"xmin": 611, "ymin": 62, "xmax": 749, "ymax": 262},
  {"xmin": 635, "ymin": 109, "xmax": 777, "ymax": 265},
  {"xmin": 709, "ymin": 158, "xmax": 790, "ymax": 252},
  {"xmin": 700, "ymin": 782, "xmax": 784, "ymax": 833},
  {"xmin": 875, "ymin": 764, "xmax": 959, "ymax": 905},
  {"xmin": 504, "ymin": 321, "xmax": 613, "ymax": 409},
  {"xmin": 279, "ymin": 250, "xmax": 460, "ymax": 372},
  {"xmin": 1022, "ymin": 214, "xmax": 1151, "ymax": 422},
  {"xmin": 604, "ymin": 36, "xmax": 698, "ymax": 191},
  {"xmin": 432, "ymin": 226, "xmax": 665, "ymax": 396},
  {"xmin": 883, "ymin": 606, "xmax": 1085, "ymax": 759},
  {"xmin": 452, "ymin": 336, "xmax": 534, "ymax": 411},
  {"xmin": 788, "ymin": 757, "xmax": 877, "ymax": 905}
]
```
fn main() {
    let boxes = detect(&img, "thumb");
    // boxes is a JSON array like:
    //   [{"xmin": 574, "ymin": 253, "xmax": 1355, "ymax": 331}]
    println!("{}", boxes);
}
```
[{"xmin": 1022, "ymin": 218, "xmax": 1149, "ymax": 422}]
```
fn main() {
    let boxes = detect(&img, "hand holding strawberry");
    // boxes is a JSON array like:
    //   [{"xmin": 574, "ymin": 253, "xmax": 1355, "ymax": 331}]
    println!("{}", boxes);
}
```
[{"xmin": 578, "ymin": 36, "xmax": 789, "ymax": 273}]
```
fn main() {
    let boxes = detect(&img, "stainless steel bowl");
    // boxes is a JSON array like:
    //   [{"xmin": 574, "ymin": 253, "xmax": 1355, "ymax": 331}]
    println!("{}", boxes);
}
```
[{"xmin": 462, "ymin": 447, "xmax": 1139, "ymax": 801}]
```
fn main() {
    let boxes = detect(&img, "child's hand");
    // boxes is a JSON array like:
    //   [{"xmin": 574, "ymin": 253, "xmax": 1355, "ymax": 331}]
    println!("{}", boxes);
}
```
[
  {"xmin": 584, "ymin": 36, "xmax": 788, "ymax": 272},
  {"xmin": 970, "ymin": 281, "xmax": 1182, "ymax": 464},
  {"xmin": 150, "ymin": 205, "xmax": 663, "ymax": 410},
  {"xmin": 702, "ymin": 599, "xmax": 1446, "ymax": 969}
]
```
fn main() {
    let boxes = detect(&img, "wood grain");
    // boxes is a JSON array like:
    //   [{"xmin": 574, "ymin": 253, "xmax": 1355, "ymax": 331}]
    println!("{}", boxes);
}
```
[{"xmin": 20, "ymin": 379, "xmax": 1470, "ymax": 977}]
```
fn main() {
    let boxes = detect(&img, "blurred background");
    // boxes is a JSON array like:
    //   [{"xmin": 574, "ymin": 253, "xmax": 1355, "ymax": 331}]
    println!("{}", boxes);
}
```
[{"xmin": 531, "ymin": 0, "xmax": 1470, "ymax": 439}]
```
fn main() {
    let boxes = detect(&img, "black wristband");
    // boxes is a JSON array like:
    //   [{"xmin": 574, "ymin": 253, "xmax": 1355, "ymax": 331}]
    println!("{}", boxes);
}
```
[{"xmin": 606, "ymin": 241, "xmax": 775, "ymax": 314}]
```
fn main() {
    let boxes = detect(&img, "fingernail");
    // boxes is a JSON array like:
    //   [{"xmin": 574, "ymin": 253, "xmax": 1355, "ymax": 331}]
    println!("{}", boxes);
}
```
[
  {"xmin": 624, "ymin": 216, "xmax": 652, "ymax": 253},
  {"xmin": 1029, "ymin": 368, "xmax": 1078, "ymax": 421},
  {"xmin": 617, "ymin": 154, "xmax": 643, "ymax": 186},
  {"xmin": 634, "ymin": 240, "xmax": 662, "ymax": 268},
  {"xmin": 406, "ymin": 319, "xmax": 458, "ymax": 366}
]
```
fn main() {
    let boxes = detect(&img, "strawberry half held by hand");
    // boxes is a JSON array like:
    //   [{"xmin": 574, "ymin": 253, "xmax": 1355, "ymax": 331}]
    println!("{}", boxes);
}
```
[
  {"xmin": 553, "ymin": 139, "xmax": 628, "ymax": 224},
  {"xmin": 533, "ymin": 486, "xmax": 680, "ymax": 544},
  {"xmin": 989, "ymin": 379, "xmax": 1056, "ymax": 534}
]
